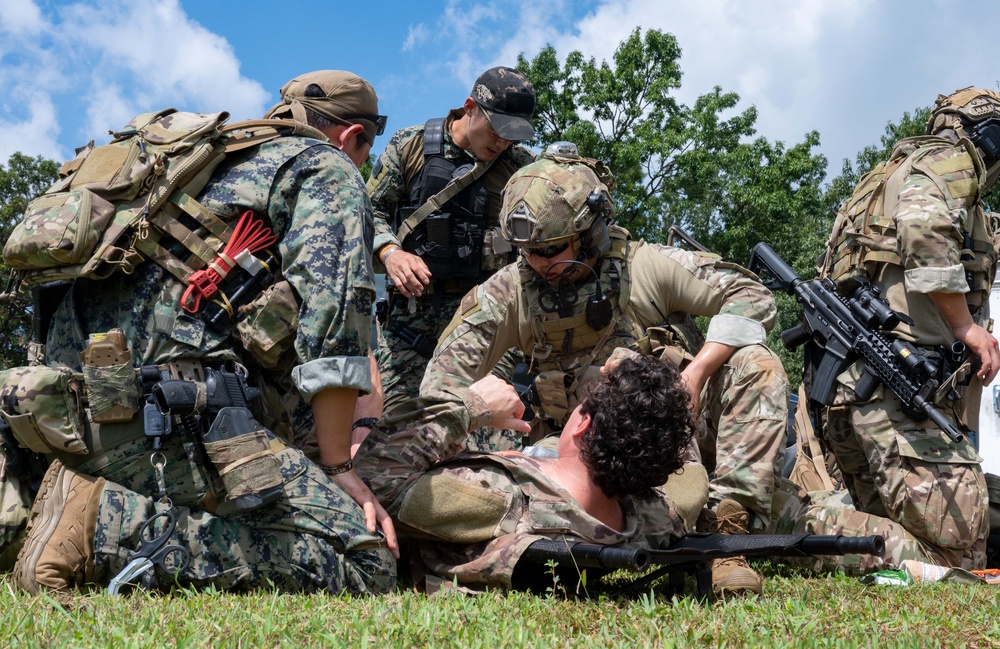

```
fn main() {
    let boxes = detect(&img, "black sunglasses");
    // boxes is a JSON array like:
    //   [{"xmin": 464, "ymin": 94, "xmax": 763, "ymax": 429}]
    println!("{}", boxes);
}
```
[
  {"xmin": 521, "ymin": 242, "xmax": 570, "ymax": 258},
  {"xmin": 343, "ymin": 113, "xmax": 388, "ymax": 136}
]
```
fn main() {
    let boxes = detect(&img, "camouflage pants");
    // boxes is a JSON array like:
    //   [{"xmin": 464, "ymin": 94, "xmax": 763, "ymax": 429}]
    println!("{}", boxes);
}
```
[
  {"xmin": 793, "ymin": 393, "xmax": 988, "ymax": 571},
  {"xmin": 376, "ymin": 291, "xmax": 523, "ymax": 452},
  {"xmin": 0, "ymin": 453, "xmax": 44, "ymax": 569},
  {"xmin": 767, "ymin": 480, "xmax": 939, "ymax": 574},
  {"xmin": 61, "ymin": 425, "xmax": 396, "ymax": 593},
  {"xmin": 698, "ymin": 344, "xmax": 788, "ymax": 527}
]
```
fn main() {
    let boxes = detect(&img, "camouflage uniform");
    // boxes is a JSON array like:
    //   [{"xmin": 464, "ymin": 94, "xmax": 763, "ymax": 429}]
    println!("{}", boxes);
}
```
[
  {"xmin": 421, "ymin": 239, "xmax": 788, "ymax": 526},
  {"xmin": 6, "ymin": 136, "xmax": 395, "ymax": 592},
  {"xmin": 788, "ymin": 134, "xmax": 997, "ymax": 572},
  {"xmin": 354, "ymin": 391, "xmax": 687, "ymax": 592},
  {"xmin": 367, "ymin": 109, "xmax": 535, "ymax": 418}
]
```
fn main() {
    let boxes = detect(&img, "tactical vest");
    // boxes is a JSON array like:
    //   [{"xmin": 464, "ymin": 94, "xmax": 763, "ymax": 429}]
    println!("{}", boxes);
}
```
[
  {"xmin": 821, "ymin": 135, "xmax": 997, "ymax": 319},
  {"xmin": 397, "ymin": 118, "xmax": 495, "ymax": 285},
  {"xmin": 521, "ymin": 226, "xmax": 637, "ymax": 425}
]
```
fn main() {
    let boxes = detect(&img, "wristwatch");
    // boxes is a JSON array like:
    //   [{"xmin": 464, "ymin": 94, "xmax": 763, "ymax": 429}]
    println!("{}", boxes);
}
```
[{"xmin": 352, "ymin": 417, "xmax": 379, "ymax": 431}]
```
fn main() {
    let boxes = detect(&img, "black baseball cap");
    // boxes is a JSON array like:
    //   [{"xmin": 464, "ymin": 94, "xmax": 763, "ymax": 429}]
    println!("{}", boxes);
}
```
[{"xmin": 471, "ymin": 66, "xmax": 536, "ymax": 141}]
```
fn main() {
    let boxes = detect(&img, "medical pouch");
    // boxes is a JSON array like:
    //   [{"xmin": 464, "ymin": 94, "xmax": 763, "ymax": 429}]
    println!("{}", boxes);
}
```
[{"xmin": 0, "ymin": 366, "xmax": 87, "ymax": 455}]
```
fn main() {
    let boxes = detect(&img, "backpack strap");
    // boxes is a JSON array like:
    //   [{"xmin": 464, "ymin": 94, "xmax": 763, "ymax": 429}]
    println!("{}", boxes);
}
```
[{"xmin": 423, "ymin": 118, "xmax": 446, "ymax": 157}]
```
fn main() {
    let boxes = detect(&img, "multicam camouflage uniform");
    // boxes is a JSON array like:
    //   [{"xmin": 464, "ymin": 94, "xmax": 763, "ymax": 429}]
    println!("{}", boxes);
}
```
[
  {"xmin": 367, "ymin": 110, "xmax": 535, "ymax": 421},
  {"xmin": 5, "ymin": 136, "xmax": 395, "ymax": 592},
  {"xmin": 775, "ymin": 134, "xmax": 998, "ymax": 573},
  {"xmin": 421, "ymin": 238, "xmax": 788, "ymax": 527},
  {"xmin": 354, "ymin": 392, "xmax": 687, "ymax": 592}
]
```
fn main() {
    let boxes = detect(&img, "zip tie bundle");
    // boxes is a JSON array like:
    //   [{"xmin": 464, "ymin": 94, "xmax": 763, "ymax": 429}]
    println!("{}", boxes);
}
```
[{"xmin": 181, "ymin": 211, "xmax": 277, "ymax": 313}]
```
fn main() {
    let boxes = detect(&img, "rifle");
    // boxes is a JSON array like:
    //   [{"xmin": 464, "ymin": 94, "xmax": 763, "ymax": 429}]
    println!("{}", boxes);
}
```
[
  {"xmin": 514, "ymin": 533, "xmax": 885, "ymax": 598},
  {"xmin": 747, "ymin": 242, "xmax": 967, "ymax": 443}
]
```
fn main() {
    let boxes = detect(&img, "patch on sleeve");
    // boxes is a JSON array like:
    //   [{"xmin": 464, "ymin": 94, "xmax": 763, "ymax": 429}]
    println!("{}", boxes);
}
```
[
  {"xmin": 398, "ymin": 473, "xmax": 511, "ymax": 543},
  {"xmin": 460, "ymin": 288, "xmax": 480, "ymax": 316}
]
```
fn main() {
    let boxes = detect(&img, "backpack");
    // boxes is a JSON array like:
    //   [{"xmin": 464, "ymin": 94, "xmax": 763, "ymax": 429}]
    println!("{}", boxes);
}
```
[{"xmin": 2, "ymin": 109, "xmax": 323, "ymax": 309}]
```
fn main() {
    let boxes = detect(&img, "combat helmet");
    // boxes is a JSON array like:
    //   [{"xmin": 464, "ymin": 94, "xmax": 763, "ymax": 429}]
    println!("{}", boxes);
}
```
[
  {"xmin": 500, "ymin": 142, "xmax": 615, "ymax": 259},
  {"xmin": 927, "ymin": 87, "xmax": 1000, "ymax": 191}
]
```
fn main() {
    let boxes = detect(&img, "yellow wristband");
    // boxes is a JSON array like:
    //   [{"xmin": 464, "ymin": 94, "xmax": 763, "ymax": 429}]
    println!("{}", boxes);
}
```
[{"xmin": 380, "ymin": 245, "xmax": 400, "ymax": 263}]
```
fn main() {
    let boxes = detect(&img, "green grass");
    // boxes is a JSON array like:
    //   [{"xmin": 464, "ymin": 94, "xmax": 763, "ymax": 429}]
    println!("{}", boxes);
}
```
[{"xmin": 1, "ymin": 563, "xmax": 998, "ymax": 648}]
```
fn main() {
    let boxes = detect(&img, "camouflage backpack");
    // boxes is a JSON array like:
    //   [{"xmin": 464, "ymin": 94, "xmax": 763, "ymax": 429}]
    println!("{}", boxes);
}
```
[{"xmin": 2, "ymin": 109, "xmax": 323, "ymax": 303}]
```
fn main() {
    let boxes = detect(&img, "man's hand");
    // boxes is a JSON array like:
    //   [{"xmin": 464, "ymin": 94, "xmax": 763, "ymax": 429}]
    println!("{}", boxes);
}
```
[
  {"xmin": 929, "ymin": 291, "xmax": 1000, "ymax": 384},
  {"xmin": 384, "ymin": 249, "xmax": 432, "ymax": 298},
  {"xmin": 331, "ymin": 470, "xmax": 400, "ymax": 558},
  {"xmin": 953, "ymin": 322, "xmax": 1000, "ymax": 384},
  {"xmin": 469, "ymin": 375, "xmax": 532, "ymax": 434},
  {"xmin": 600, "ymin": 347, "xmax": 642, "ymax": 376}
]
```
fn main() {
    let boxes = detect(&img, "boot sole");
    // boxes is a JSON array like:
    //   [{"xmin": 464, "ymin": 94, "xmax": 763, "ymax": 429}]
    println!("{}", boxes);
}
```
[{"xmin": 14, "ymin": 460, "xmax": 73, "ymax": 594}]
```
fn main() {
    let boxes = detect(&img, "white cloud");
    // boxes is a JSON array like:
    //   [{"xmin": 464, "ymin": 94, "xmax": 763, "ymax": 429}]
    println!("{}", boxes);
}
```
[
  {"xmin": 0, "ymin": 0, "xmax": 46, "ymax": 34},
  {"xmin": 0, "ymin": 0, "xmax": 268, "ymax": 163},
  {"xmin": 0, "ymin": 94, "xmax": 62, "ymax": 162},
  {"xmin": 59, "ymin": 0, "xmax": 269, "ymax": 135},
  {"xmin": 475, "ymin": 0, "xmax": 1000, "ymax": 173},
  {"xmin": 403, "ymin": 23, "xmax": 429, "ymax": 52}
]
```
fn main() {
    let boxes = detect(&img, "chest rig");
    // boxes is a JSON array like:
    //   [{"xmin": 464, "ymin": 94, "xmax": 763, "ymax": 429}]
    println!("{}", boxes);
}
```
[
  {"xmin": 820, "ymin": 135, "xmax": 998, "ymax": 319},
  {"xmin": 521, "ymin": 228, "xmax": 636, "ymax": 424},
  {"xmin": 397, "ymin": 118, "xmax": 493, "ymax": 284}
]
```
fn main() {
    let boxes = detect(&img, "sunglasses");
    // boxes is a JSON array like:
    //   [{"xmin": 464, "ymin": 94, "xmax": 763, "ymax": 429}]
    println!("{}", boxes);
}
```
[
  {"xmin": 521, "ymin": 242, "xmax": 570, "ymax": 258},
  {"xmin": 343, "ymin": 113, "xmax": 388, "ymax": 136}
]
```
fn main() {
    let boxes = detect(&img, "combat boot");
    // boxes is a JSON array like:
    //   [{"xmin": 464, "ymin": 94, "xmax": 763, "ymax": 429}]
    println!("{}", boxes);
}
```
[
  {"xmin": 14, "ymin": 460, "xmax": 105, "ymax": 594},
  {"xmin": 700, "ymin": 498, "xmax": 763, "ymax": 597}
]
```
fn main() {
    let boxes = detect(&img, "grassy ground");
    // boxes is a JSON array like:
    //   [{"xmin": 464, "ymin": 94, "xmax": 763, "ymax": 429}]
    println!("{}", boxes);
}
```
[{"xmin": 2, "ymin": 563, "xmax": 998, "ymax": 648}]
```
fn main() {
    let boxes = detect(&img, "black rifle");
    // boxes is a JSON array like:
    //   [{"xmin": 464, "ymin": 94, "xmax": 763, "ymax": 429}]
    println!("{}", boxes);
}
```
[
  {"xmin": 514, "ymin": 533, "xmax": 885, "ymax": 598},
  {"xmin": 748, "ymin": 242, "xmax": 967, "ymax": 443}
]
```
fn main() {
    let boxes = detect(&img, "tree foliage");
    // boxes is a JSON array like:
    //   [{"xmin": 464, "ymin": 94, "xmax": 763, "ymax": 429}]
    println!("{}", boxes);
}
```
[
  {"xmin": 0, "ymin": 153, "xmax": 60, "ymax": 369},
  {"xmin": 517, "ymin": 28, "xmax": 829, "ymax": 271}
]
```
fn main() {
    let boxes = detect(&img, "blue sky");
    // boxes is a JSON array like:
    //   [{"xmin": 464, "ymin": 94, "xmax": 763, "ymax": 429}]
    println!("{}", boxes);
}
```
[{"xmin": 2, "ymin": 0, "xmax": 998, "ymax": 185}]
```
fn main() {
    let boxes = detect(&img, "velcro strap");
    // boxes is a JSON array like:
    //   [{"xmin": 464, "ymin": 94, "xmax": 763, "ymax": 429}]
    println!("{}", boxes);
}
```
[
  {"xmin": 928, "ymin": 152, "xmax": 974, "ymax": 176},
  {"xmin": 947, "ymin": 179, "xmax": 978, "ymax": 199}
]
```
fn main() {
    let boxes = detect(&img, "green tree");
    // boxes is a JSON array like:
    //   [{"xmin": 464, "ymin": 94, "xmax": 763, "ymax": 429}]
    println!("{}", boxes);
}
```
[
  {"xmin": 0, "ymin": 152, "xmax": 60, "ymax": 368},
  {"xmin": 517, "ymin": 27, "xmax": 829, "ymax": 269}
]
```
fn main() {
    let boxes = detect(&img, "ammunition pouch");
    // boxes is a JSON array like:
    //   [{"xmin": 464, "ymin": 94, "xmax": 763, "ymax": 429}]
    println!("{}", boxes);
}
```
[{"xmin": 235, "ymin": 279, "xmax": 299, "ymax": 370}]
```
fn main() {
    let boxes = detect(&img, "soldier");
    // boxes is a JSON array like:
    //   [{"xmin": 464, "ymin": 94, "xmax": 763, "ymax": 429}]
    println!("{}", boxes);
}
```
[
  {"xmin": 407, "ymin": 146, "xmax": 789, "ymax": 597},
  {"xmin": 365, "ymin": 66, "xmax": 536, "ymax": 428},
  {"xmin": 770, "ymin": 88, "xmax": 1000, "ymax": 573},
  {"xmin": 7, "ymin": 70, "xmax": 398, "ymax": 594},
  {"xmin": 355, "ymin": 352, "xmax": 694, "ymax": 592}
]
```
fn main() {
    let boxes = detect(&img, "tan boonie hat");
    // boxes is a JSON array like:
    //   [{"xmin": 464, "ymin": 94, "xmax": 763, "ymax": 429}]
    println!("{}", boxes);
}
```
[{"xmin": 264, "ymin": 70, "xmax": 385, "ymax": 144}]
